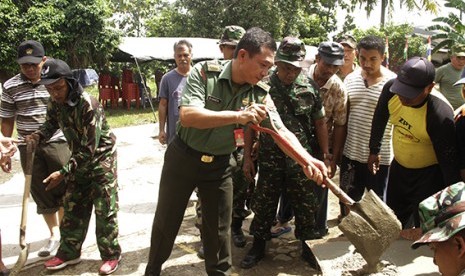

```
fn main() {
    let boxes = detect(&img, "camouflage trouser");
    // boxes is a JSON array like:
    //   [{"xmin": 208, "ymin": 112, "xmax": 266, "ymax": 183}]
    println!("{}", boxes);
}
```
[
  {"xmin": 250, "ymin": 157, "xmax": 319, "ymax": 241},
  {"xmin": 56, "ymin": 151, "xmax": 121, "ymax": 261},
  {"xmin": 195, "ymin": 148, "xmax": 251, "ymax": 229}
]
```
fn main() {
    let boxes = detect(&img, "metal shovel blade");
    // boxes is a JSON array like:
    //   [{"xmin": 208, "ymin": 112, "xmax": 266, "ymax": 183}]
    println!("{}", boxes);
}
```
[
  {"xmin": 9, "ymin": 243, "xmax": 29, "ymax": 276},
  {"xmin": 338, "ymin": 189, "xmax": 402, "ymax": 272}
]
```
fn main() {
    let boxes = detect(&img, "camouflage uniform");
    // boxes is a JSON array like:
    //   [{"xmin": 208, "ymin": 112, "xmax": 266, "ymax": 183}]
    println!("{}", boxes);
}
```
[
  {"xmin": 412, "ymin": 181, "xmax": 465, "ymax": 275},
  {"xmin": 35, "ymin": 60, "xmax": 121, "ymax": 262},
  {"xmin": 250, "ymin": 69, "xmax": 325, "ymax": 241}
]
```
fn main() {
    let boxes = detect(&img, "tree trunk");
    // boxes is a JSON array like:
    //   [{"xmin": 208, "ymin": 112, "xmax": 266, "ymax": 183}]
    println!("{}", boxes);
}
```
[{"xmin": 380, "ymin": 0, "xmax": 387, "ymax": 27}]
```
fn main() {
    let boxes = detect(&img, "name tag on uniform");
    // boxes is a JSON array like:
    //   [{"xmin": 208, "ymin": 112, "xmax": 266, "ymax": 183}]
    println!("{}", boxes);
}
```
[{"xmin": 207, "ymin": 95, "xmax": 221, "ymax": 104}]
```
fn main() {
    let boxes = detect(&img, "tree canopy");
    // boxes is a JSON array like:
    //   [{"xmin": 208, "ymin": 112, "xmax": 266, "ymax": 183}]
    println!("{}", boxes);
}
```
[{"xmin": 0, "ymin": 0, "xmax": 119, "ymax": 81}]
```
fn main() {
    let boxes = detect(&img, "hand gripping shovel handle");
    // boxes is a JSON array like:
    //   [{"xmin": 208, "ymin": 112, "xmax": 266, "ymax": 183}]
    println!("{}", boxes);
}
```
[
  {"xmin": 11, "ymin": 141, "xmax": 35, "ymax": 275},
  {"xmin": 250, "ymin": 123, "xmax": 355, "ymax": 206}
]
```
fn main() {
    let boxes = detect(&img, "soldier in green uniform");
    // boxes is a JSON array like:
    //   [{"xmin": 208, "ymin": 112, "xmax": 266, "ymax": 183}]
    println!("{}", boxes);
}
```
[
  {"xmin": 241, "ymin": 37, "xmax": 329, "ymax": 270},
  {"xmin": 412, "ymin": 181, "xmax": 465, "ymax": 276},
  {"xmin": 26, "ymin": 59, "xmax": 121, "ymax": 275},
  {"xmin": 196, "ymin": 25, "xmax": 249, "ymax": 259},
  {"xmin": 144, "ymin": 27, "xmax": 328, "ymax": 276}
]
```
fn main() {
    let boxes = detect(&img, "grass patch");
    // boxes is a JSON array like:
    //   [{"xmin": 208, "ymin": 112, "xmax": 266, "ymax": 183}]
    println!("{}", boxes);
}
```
[
  {"xmin": 103, "ymin": 107, "xmax": 158, "ymax": 128},
  {"xmin": 86, "ymin": 85, "xmax": 159, "ymax": 128}
]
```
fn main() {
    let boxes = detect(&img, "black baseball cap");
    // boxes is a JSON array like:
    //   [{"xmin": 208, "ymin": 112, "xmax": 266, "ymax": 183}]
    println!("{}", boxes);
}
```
[
  {"xmin": 318, "ymin": 42, "xmax": 344, "ymax": 65},
  {"xmin": 38, "ymin": 58, "xmax": 73, "ymax": 85},
  {"xmin": 17, "ymin": 40, "xmax": 45, "ymax": 64},
  {"xmin": 390, "ymin": 57, "xmax": 435, "ymax": 99}
]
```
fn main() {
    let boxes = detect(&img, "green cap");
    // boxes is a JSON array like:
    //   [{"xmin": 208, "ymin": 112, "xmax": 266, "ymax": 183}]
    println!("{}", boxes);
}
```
[
  {"xmin": 275, "ymin": 37, "xmax": 306, "ymax": 68},
  {"xmin": 451, "ymin": 44, "xmax": 465, "ymax": 57},
  {"xmin": 412, "ymin": 181, "xmax": 465, "ymax": 249},
  {"xmin": 219, "ymin": 25, "xmax": 246, "ymax": 46}
]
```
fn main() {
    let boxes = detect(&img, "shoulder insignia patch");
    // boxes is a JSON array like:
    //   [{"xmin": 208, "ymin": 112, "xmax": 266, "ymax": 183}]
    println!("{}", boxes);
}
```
[
  {"xmin": 256, "ymin": 81, "xmax": 270, "ymax": 92},
  {"xmin": 206, "ymin": 61, "xmax": 222, "ymax": 72}
]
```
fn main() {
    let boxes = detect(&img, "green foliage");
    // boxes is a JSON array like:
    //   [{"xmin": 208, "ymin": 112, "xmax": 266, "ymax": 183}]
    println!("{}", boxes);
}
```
[
  {"xmin": 351, "ymin": 24, "xmax": 427, "ymax": 72},
  {"xmin": 0, "ymin": 0, "xmax": 20, "ymax": 75},
  {"xmin": 0, "ymin": 0, "xmax": 120, "ymax": 80},
  {"xmin": 145, "ymin": 0, "xmax": 337, "ymax": 44},
  {"xmin": 426, "ymin": 0, "xmax": 465, "ymax": 54}
]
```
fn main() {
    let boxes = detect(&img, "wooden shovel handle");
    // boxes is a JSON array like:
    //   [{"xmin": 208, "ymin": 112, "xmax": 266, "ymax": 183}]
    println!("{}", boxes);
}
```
[
  {"xmin": 25, "ymin": 141, "xmax": 35, "ymax": 175},
  {"xmin": 251, "ymin": 123, "xmax": 355, "ymax": 206},
  {"xmin": 324, "ymin": 177, "xmax": 355, "ymax": 206}
]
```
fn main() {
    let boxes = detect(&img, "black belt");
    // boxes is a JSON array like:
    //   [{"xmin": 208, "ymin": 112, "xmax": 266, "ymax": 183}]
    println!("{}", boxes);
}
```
[{"xmin": 173, "ymin": 136, "xmax": 230, "ymax": 163}]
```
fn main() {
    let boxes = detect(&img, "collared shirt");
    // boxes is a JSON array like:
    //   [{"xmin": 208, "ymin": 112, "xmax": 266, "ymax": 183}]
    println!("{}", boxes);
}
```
[
  {"xmin": 178, "ymin": 60, "xmax": 270, "ymax": 155},
  {"xmin": 343, "ymin": 67, "xmax": 396, "ymax": 165},
  {"xmin": 1, "ymin": 74, "xmax": 65, "ymax": 143},
  {"xmin": 36, "ymin": 81, "xmax": 116, "ymax": 177},
  {"xmin": 308, "ymin": 64, "xmax": 348, "ymax": 130}
]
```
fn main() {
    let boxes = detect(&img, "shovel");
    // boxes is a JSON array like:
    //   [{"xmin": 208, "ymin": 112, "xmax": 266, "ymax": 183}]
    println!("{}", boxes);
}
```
[
  {"xmin": 250, "ymin": 122, "xmax": 401, "ymax": 272},
  {"xmin": 10, "ymin": 141, "xmax": 35, "ymax": 276}
]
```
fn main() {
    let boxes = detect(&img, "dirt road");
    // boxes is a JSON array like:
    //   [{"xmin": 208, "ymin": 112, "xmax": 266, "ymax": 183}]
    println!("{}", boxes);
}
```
[{"xmin": 0, "ymin": 123, "xmax": 436, "ymax": 276}]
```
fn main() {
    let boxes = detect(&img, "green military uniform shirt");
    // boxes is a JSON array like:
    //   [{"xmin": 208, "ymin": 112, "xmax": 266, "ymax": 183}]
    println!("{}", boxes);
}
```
[{"xmin": 178, "ymin": 60, "xmax": 272, "ymax": 155}]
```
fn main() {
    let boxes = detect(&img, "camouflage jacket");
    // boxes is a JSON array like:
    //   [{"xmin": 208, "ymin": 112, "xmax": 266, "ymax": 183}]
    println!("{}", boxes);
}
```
[
  {"xmin": 36, "ymin": 79, "xmax": 116, "ymax": 176},
  {"xmin": 258, "ymin": 69, "xmax": 325, "ymax": 161}
]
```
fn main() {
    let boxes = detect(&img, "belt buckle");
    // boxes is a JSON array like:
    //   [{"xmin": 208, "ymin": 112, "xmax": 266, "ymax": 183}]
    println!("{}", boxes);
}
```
[{"xmin": 201, "ymin": 155, "xmax": 214, "ymax": 163}]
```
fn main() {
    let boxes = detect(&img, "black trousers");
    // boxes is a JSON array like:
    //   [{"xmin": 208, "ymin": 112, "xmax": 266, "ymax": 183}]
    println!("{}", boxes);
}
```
[
  {"xmin": 386, "ymin": 159, "xmax": 446, "ymax": 228},
  {"xmin": 145, "ymin": 136, "xmax": 233, "ymax": 276}
]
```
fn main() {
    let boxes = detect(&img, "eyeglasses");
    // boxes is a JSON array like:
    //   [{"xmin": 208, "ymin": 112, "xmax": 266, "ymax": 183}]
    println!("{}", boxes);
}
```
[{"xmin": 45, "ymin": 79, "xmax": 67, "ymax": 93}]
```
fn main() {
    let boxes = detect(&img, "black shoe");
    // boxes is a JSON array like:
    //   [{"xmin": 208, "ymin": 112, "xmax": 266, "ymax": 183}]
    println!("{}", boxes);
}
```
[
  {"xmin": 197, "ymin": 245, "xmax": 204, "ymax": 259},
  {"xmin": 301, "ymin": 241, "xmax": 321, "ymax": 272},
  {"xmin": 240, "ymin": 238, "xmax": 266, "ymax": 269},
  {"xmin": 232, "ymin": 227, "xmax": 247, "ymax": 248}
]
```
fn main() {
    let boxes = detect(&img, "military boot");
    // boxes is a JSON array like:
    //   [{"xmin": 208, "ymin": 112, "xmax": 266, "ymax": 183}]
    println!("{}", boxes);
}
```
[
  {"xmin": 240, "ymin": 238, "xmax": 266, "ymax": 269},
  {"xmin": 231, "ymin": 218, "xmax": 246, "ymax": 248},
  {"xmin": 301, "ymin": 240, "xmax": 321, "ymax": 272}
]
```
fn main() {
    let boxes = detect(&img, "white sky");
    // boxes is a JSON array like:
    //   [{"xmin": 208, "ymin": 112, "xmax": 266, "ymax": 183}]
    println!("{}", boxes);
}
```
[{"xmin": 337, "ymin": 0, "xmax": 461, "ymax": 30}]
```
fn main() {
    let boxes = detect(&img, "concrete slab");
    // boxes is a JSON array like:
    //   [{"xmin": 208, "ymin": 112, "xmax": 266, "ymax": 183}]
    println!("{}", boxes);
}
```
[{"xmin": 308, "ymin": 237, "xmax": 440, "ymax": 276}]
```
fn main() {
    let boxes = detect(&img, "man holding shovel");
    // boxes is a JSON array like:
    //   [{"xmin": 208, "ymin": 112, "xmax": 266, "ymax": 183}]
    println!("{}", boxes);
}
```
[
  {"xmin": 144, "ymin": 27, "xmax": 327, "ymax": 276},
  {"xmin": 368, "ymin": 57, "xmax": 461, "ymax": 228},
  {"xmin": 1, "ymin": 40, "xmax": 70, "ymax": 258},
  {"xmin": 26, "ymin": 59, "xmax": 121, "ymax": 275},
  {"xmin": 241, "ymin": 37, "xmax": 328, "ymax": 270}
]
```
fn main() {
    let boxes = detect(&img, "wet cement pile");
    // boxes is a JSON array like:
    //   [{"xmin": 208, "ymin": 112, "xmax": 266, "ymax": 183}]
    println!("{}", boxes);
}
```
[{"xmin": 331, "ymin": 251, "xmax": 398, "ymax": 276}]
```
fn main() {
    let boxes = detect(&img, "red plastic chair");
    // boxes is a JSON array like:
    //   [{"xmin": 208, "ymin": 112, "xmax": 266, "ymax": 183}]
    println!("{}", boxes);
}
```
[
  {"xmin": 122, "ymin": 82, "xmax": 140, "ymax": 110},
  {"xmin": 111, "ymin": 76, "xmax": 122, "ymax": 107},
  {"xmin": 121, "ymin": 69, "xmax": 140, "ymax": 109},
  {"xmin": 98, "ymin": 74, "xmax": 116, "ymax": 108}
]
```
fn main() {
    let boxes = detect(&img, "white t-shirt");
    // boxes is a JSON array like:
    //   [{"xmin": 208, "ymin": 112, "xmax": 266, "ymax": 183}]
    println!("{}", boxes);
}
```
[{"xmin": 343, "ymin": 67, "xmax": 396, "ymax": 165}]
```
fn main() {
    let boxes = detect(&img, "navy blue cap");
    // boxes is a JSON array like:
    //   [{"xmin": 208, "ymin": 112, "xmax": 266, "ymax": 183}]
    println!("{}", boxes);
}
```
[{"xmin": 390, "ymin": 57, "xmax": 435, "ymax": 99}]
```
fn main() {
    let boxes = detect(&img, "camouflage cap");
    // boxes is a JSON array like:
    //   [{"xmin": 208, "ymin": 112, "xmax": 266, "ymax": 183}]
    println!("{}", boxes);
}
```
[
  {"xmin": 451, "ymin": 44, "xmax": 465, "ymax": 57},
  {"xmin": 219, "ymin": 25, "xmax": 246, "ymax": 46},
  {"xmin": 275, "ymin": 37, "xmax": 306, "ymax": 68},
  {"xmin": 412, "ymin": 182, "xmax": 465, "ymax": 249},
  {"xmin": 336, "ymin": 34, "xmax": 357, "ymax": 49}
]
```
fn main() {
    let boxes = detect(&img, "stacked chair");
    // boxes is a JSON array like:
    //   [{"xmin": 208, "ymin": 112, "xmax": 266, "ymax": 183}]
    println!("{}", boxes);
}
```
[
  {"xmin": 98, "ymin": 73, "xmax": 117, "ymax": 108},
  {"xmin": 121, "ymin": 68, "xmax": 140, "ymax": 110}
]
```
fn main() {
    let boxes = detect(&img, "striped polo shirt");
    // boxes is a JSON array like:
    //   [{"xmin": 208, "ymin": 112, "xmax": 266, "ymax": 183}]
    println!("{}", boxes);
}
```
[
  {"xmin": 1, "ymin": 74, "xmax": 65, "ymax": 143},
  {"xmin": 343, "ymin": 67, "xmax": 396, "ymax": 165}
]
